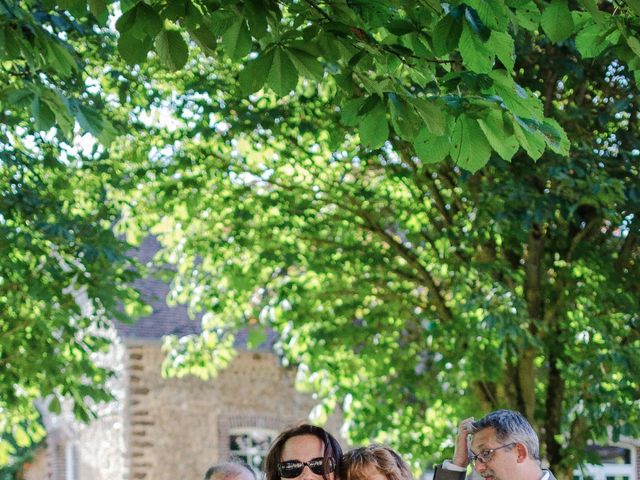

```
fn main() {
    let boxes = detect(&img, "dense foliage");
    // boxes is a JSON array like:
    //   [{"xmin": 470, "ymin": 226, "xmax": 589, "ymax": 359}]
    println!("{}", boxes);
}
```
[
  {"xmin": 0, "ymin": 2, "xmax": 145, "ymax": 466},
  {"xmin": 1, "ymin": 1, "xmax": 639, "ymax": 478}
]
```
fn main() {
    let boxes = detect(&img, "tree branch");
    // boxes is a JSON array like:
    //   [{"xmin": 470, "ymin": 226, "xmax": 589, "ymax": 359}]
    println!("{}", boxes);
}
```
[
  {"xmin": 356, "ymin": 210, "xmax": 454, "ymax": 323},
  {"xmin": 516, "ymin": 348, "xmax": 537, "ymax": 421},
  {"xmin": 524, "ymin": 223, "xmax": 545, "ymax": 327},
  {"xmin": 543, "ymin": 345, "xmax": 565, "ymax": 469},
  {"xmin": 473, "ymin": 380, "xmax": 497, "ymax": 410}
]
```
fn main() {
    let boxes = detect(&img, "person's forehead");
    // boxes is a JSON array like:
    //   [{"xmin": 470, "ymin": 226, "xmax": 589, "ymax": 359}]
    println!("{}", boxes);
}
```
[
  {"xmin": 356, "ymin": 465, "xmax": 386, "ymax": 480},
  {"xmin": 471, "ymin": 427, "xmax": 498, "ymax": 450},
  {"xmin": 281, "ymin": 434, "xmax": 325, "ymax": 461},
  {"xmin": 235, "ymin": 470, "xmax": 256, "ymax": 480}
]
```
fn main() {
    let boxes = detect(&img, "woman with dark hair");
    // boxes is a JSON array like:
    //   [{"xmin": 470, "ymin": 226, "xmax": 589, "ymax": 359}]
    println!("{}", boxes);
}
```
[{"xmin": 264, "ymin": 424, "xmax": 343, "ymax": 480}]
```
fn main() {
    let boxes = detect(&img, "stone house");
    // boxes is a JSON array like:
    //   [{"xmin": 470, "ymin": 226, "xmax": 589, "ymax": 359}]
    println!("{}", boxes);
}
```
[{"xmin": 23, "ymin": 237, "xmax": 342, "ymax": 480}]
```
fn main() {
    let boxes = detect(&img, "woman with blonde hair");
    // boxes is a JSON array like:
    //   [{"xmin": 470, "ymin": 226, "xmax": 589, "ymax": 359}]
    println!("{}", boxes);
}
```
[{"xmin": 340, "ymin": 445, "xmax": 413, "ymax": 480}]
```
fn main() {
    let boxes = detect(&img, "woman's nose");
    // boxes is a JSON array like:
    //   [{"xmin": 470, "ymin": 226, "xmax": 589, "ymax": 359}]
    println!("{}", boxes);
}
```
[{"xmin": 301, "ymin": 464, "xmax": 323, "ymax": 480}]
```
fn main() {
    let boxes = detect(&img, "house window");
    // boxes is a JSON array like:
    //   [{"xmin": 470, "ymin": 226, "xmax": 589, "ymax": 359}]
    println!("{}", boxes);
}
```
[
  {"xmin": 229, "ymin": 428, "xmax": 276, "ymax": 473},
  {"xmin": 573, "ymin": 445, "xmax": 635, "ymax": 480}
]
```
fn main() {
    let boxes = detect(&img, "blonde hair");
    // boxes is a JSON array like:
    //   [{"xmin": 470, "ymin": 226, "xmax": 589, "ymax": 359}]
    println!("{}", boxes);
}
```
[{"xmin": 340, "ymin": 445, "xmax": 413, "ymax": 480}]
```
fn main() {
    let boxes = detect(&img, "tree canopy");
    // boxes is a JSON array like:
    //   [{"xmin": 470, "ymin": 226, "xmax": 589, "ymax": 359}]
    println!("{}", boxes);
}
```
[
  {"xmin": 1, "ymin": 1, "xmax": 640, "ymax": 478},
  {"xmin": 0, "ymin": 2, "xmax": 146, "ymax": 465}
]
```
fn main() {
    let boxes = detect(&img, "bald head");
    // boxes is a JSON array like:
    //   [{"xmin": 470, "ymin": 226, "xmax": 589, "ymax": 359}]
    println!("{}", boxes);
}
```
[{"xmin": 204, "ymin": 462, "xmax": 257, "ymax": 480}]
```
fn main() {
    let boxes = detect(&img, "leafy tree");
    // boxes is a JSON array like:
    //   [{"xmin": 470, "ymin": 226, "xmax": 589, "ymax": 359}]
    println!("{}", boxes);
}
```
[
  {"xmin": 0, "ymin": 1, "xmax": 145, "ymax": 464},
  {"xmin": 1, "ymin": 1, "xmax": 640, "ymax": 479},
  {"xmin": 111, "ymin": 3, "xmax": 639, "ymax": 479}
]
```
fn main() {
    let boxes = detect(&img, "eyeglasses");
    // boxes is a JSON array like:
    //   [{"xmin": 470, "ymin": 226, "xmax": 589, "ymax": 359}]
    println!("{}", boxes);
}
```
[
  {"xmin": 277, "ymin": 457, "xmax": 335, "ymax": 478},
  {"xmin": 470, "ymin": 443, "xmax": 516, "ymax": 465}
]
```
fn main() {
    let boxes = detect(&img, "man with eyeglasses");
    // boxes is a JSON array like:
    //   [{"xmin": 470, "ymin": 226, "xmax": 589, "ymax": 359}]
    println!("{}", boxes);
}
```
[{"xmin": 433, "ymin": 409, "xmax": 556, "ymax": 480}]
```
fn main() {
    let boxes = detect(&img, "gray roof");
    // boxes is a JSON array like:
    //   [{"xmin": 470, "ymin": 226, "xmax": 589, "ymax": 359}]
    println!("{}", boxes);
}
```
[
  {"xmin": 115, "ymin": 236, "xmax": 202, "ymax": 339},
  {"xmin": 115, "ymin": 236, "xmax": 276, "ymax": 350}
]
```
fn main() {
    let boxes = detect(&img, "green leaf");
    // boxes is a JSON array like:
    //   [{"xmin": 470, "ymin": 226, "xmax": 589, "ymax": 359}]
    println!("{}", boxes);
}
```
[
  {"xmin": 386, "ymin": 19, "xmax": 416, "ymax": 36},
  {"xmin": 41, "ymin": 92, "xmax": 74, "ymax": 138},
  {"xmin": 575, "ymin": 22, "xmax": 610, "ymax": 58},
  {"xmin": 432, "ymin": 14, "xmax": 462, "ymax": 56},
  {"xmin": 541, "ymin": 0, "xmax": 575, "ymax": 43},
  {"xmin": 155, "ymin": 30, "xmax": 189, "ymax": 71},
  {"xmin": 413, "ymin": 98, "xmax": 447, "ymax": 136},
  {"xmin": 239, "ymin": 50, "xmax": 274, "ymax": 95},
  {"xmin": 627, "ymin": 0, "xmax": 640, "ymax": 16},
  {"xmin": 244, "ymin": 0, "xmax": 270, "ymax": 39},
  {"xmin": 88, "ymin": 0, "xmax": 108, "ymax": 24},
  {"xmin": 31, "ymin": 95, "xmax": 56, "ymax": 131},
  {"xmin": 515, "ymin": 1, "xmax": 541, "ymax": 31},
  {"xmin": 267, "ymin": 48, "xmax": 298, "ymax": 96},
  {"xmin": 459, "ymin": 20, "xmax": 494, "ymax": 73},
  {"xmin": 341, "ymin": 98, "xmax": 367, "ymax": 127},
  {"xmin": 46, "ymin": 41, "xmax": 78, "ymax": 77},
  {"xmin": 73, "ymin": 401, "xmax": 91, "ymax": 423},
  {"xmin": 116, "ymin": 2, "xmax": 163, "ymax": 40},
  {"xmin": 577, "ymin": 0, "xmax": 606, "ymax": 25},
  {"xmin": 209, "ymin": 9, "xmax": 239, "ymax": 36},
  {"xmin": 477, "ymin": 110, "xmax": 519, "ymax": 161},
  {"xmin": 221, "ymin": 19, "xmax": 253, "ymax": 61},
  {"xmin": 512, "ymin": 117, "xmax": 545, "ymax": 160},
  {"xmin": 486, "ymin": 31, "xmax": 515, "ymax": 72},
  {"xmin": 0, "ymin": 25, "xmax": 21, "ymax": 60},
  {"xmin": 626, "ymin": 36, "xmax": 640, "ymax": 57},
  {"xmin": 489, "ymin": 70, "xmax": 543, "ymax": 120},
  {"xmin": 75, "ymin": 103, "xmax": 116, "ymax": 145},
  {"xmin": 464, "ymin": 7, "xmax": 491, "ymax": 42},
  {"xmin": 49, "ymin": 396, "xmax": 61, "ymax": 415},
  {"xmin": 358, "ymin": 100, "xmax": 389, "ymax": 149},
  {"xmin": 359, "ymin": 75, "xmax": 386, "ymax": 96},
  {"xmin": 450, "ymin": 115, "xmax": 492, "ymax": 172},
  {"xmin": 118, "ymin": 30, "xmax": 153, "ymax": 65},
  {"xmin": 286, "ymin": 48, "xmax": 324, "ymax": 81},
  {"xmin": 188, "ymin": 25, "xmax": 218, "ymax": 56},
  {"xmin": 413, "ymin": 127, "xmax": 450, "ymax": 164},
  {"xmin": 4, "ymin": 88, "xmax": 32, "ymax": 106},
  {"xmin": 388, "ymin": 94, "xmax": 421, "ymax": 141},
  {"xmin": 538, "ymin": 117, "xmax": 570, "ymax": 155},
  {"xmin": 57, "ymin": 0, "xmax": 86, "ymax": 17},
  {"xmin": 464, "ymin": 0, "xmax": 509, "ymax": 30},
  {"xmin": 409, "ymin": 62, "xmax": 435, "ymax": 88}
]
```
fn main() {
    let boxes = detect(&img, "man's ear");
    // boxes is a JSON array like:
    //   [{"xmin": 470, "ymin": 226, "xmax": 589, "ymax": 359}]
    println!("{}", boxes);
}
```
[{"xmin": 515, "ymin": 443, "xmax": 528, "ymax": 463}]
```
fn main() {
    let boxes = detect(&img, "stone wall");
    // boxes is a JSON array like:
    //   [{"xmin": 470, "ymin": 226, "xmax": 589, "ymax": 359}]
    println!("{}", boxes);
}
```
[
  {"xmin": 126, "ymin": 342, "xmax": 329, "ymax": 480},
  {"xmin": 23, "ymin": 447, "xmax": 48, "ymax": 480}
]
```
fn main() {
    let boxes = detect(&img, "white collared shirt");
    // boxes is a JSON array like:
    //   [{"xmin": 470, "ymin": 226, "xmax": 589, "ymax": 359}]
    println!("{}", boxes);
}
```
[{"xmin": 441, "ymin": 460, "xmax": 551, "ymax": 480}]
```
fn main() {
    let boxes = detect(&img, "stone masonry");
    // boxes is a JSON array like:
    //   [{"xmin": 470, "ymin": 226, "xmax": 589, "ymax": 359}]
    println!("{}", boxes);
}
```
[
  {"xmin": 125, "ymin": 342, "xmax": 320, "ymax": 480},
  {"xmin": 24, "ymin": 337, "xmax": 341, "ymax": 480}
]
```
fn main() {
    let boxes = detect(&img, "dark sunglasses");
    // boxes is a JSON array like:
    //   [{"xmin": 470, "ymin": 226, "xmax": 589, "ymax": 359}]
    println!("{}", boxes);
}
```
[{"xmin": 277, "ymin": 457, "xmax": 335, "ymax": 478}]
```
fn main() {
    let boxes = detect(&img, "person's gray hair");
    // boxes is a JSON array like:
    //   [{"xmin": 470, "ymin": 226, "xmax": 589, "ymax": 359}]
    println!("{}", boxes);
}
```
[
  {"xmin": 205, "ymin": 460, "xmax": 257, "ymax": 480},
  {"xmin": 471, "ymin": 410, "xmax": 540, "ymax": 461}
]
